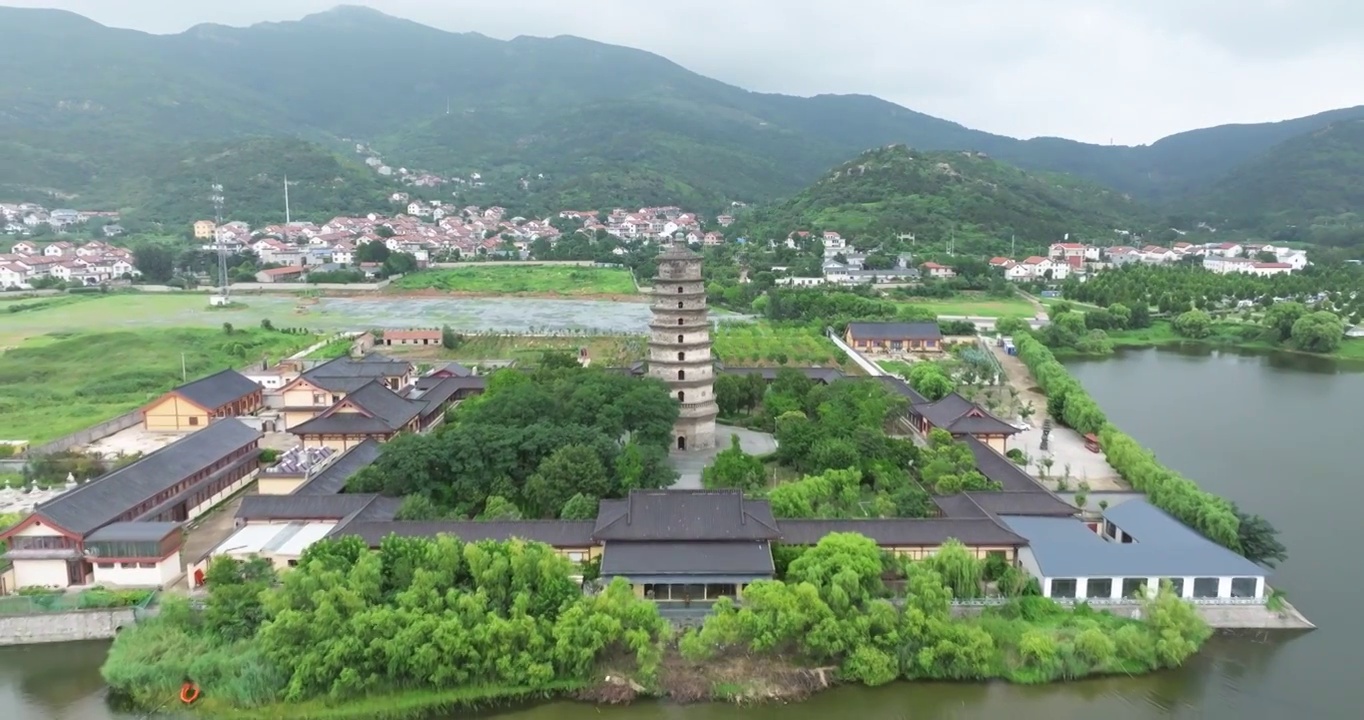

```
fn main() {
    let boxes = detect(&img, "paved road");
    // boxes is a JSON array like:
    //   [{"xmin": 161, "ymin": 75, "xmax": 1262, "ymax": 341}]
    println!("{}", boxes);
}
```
[{"xmin": 668, "ymin": 426, "xmax": 777, "ymax": 489}]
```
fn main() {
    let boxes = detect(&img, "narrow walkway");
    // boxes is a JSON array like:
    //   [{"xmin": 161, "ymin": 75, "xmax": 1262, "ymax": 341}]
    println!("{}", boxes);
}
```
[{"xmin": 668, "ymin": 425, "xmax": 776, "ymax": 489}]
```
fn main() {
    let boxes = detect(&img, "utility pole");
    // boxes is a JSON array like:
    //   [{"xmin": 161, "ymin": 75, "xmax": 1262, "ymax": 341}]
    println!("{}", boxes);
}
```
[
  {"xmin": 284, "ymin": 174, "xmax": 291, "ymax": 225},
  {"xmin": 1011, "ymin": 234, "xmax": 1016, "ymax": 257},
  {"xmin": 210, "ymin": 183, "xmax": 230, "ymax": 302},
  {"xmin": 181, "ymin": 352, "xmax": 187, "ymax": 382}
]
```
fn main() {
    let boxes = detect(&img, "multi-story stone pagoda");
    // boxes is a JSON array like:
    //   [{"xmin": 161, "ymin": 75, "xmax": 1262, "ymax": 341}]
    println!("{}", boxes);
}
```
[{"xmin": 648, "ymin": 243, "xmax": 718, "ymax": 451}]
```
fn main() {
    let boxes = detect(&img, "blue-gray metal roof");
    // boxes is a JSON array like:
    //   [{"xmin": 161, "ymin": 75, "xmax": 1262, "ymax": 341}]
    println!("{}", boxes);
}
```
[{"xmin": 1001, "ymin": 501, "xmax": 1267, "ymax": 579}]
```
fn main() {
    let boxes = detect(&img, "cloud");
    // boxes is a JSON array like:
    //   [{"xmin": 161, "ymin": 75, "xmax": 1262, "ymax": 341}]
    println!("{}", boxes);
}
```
[{"xmin": 9, "ymin": 0, "xmax": 1364, "ymax": 144}]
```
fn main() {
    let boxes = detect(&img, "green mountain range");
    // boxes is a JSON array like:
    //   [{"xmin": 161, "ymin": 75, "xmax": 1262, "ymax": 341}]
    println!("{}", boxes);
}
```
[
  {"xmin": 1184, "ymin": 119, "xmax": 1364, "ymax": 248},
  {"xmin": 1, "ymin": 4, "xmax": 1361, "ymax": 243},
  {"xmin": 736, "ymin": 145, "xmax": 1153, "ymax": 253}
]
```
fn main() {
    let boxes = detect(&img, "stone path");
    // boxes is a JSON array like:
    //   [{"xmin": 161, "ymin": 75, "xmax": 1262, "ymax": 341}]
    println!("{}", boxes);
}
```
[{"xmin": 668, "ymin": 425, "xmax": 777, "ymax": 489}]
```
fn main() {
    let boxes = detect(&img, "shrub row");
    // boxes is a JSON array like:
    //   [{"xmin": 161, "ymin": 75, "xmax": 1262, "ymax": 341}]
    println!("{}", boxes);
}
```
[{"xmin": 1013, "ymin": 333, "xmax": 1242, "ymax": 551}]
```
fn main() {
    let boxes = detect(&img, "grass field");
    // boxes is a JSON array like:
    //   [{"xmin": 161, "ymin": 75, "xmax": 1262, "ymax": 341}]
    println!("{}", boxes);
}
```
[
  {"xmin": 897, "ymin": 294, "xmax": 1037, "ymax": 319},
  {"xmin": 0, "ymin": 294, "xmax": 314, "ymax": 346},
  {"xmin": 713, "ymin": 324, "xmax": 847, "ymax": 367},
  {"xmin": 0, "ymin": 328, "xmax": 316, "ymax": 445},
  {"xmin": 1094, "ymin": 320, "xmax": 1364, "ymax": 361},
  {"xmin": 393, "ymin": 266, "xmax": 638, "ymax": 296}
]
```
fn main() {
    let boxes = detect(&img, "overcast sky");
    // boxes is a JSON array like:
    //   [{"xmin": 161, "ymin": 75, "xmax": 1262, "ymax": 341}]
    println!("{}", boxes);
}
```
[{"xmin": 12, "ymin": 0, "xmax": 1364, "ymax": 145}]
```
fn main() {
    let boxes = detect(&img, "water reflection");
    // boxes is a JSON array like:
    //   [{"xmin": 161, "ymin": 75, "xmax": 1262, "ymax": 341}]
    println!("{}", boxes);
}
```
[{"xmin": 1074, "ymin": 342, "xmax": 1364, "ymax": 375}]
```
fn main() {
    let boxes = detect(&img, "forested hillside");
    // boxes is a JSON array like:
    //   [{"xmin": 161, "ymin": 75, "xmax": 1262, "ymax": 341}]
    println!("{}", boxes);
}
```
[
  {"xmin": 88, "ymin": 138, "xmax": 399, "ymax": 227},
  {"xmin": 3, "ymin": 4, "xmax": 1363, "ymax": 227},
  {"xmin": 733, "ymin": 145, "xmax": 1152, "ymax": 254},
  {"xmin": 1186, "ymin": 120, "xmax": 1364, "ymax": 248}
]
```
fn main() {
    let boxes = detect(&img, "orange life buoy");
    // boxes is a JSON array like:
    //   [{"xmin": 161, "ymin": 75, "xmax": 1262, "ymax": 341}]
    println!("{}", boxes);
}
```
[{"xmin": 180, "ymin": 682, "xmax": 201, "ymax": 704}]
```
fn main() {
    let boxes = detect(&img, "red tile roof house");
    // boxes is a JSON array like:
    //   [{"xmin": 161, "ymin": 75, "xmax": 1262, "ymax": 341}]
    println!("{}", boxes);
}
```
[
  {"xmin": 381, "ymin": 329, "xmax": 443, "ymax": 347},
  {"xmin": 921, "ymin": 262, "xmax": 956, "ymax": 279}
]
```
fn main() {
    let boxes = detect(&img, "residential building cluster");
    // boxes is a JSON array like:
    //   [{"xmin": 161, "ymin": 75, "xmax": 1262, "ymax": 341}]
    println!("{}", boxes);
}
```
[
  {"xmin": 0, "ymin": 239, "xmax": 138, "ymax": 289},
  {"xmin": 988, "ymin": 241, "xmax": 1307, "ymax": 282},
  {"xmin": 194, "ymin": 204, "xmax": 717, "ymax": 274},
  {"xmin": 0, "ymin": 202, "xmax": 122, "ymax": 236},
  {"xmin": 774, "ymin": 231, "xmax": 954, "ymax": 286}
]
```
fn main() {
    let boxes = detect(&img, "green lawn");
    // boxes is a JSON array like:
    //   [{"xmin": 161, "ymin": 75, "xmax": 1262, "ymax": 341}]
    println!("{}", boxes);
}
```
[
  {"xmin": 0, "ymin": 328, "xmax": 317, "ymax": 444},
  {"xmin": 0, "ymin": 293, "xmax": 303, "ymax": 346},
  {"xmin": 898, "ymin": 294, "xmax": 1037, "ymax": 319},
  {"xmin": 393, "ymin": 266, "xmax": 638, "ymax": 296},
  {"xmin": 878, "ymin": 360, "xmax": 916, "ymax": 378},
  {"xmin": 1102, "ymin": 320, "xmax": 1364, "ymax": 361},
  {"xmin": 713, "ymin": 323, "xmax": 847, "ymax": 367}
]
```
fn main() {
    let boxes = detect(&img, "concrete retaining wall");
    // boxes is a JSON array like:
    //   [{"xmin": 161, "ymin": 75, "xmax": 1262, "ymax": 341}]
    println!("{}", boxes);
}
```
[
  {"xmin": 0, "ymin": 608, "xmax": 137, "ymax": 646},
  {"xmin": 826, "ymin": 328, "xmax": 883, "ymax": 376},
  {"xmin": 20, "ymin": 409, "xmax": 144, "ymax": 458},
  {"xmin": 949, "ymin": 600, "xmax": 1314, "ymax": 630}
]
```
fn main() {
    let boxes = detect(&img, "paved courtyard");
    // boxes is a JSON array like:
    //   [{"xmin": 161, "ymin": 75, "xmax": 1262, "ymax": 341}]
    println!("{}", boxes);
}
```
[
  {"xmin": 1011, "ymin": 421, "xmax": 1124, "ymax": 491},
  {"xmin": 669, "ymin": 425, "xmax": 777, "ymax": 490},
  {"xmin": 989, "ymin": 344, "xmax": 1124, "ymax": 491},
  {"xmin": 85, "ymin": 426, "xmax": 296, "ymax": 458}
]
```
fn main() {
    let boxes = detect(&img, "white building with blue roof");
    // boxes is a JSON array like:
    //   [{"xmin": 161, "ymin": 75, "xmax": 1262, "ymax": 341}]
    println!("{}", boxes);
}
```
[{"xmin": 1001, "ymin": 499, "xmax": 1269, "ymax": 602}]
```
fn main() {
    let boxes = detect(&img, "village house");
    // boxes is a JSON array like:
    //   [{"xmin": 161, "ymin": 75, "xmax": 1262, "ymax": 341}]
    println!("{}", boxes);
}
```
[
  {"xmin": 193, "ymin": 220, "xmax": 217, "ymax": 240},
  {"xmin": 1105, "ymin": 247, "xmax": 1141, "ymax": 265},
  {"xmin": 0, "ymin": 419, "xmax": 262, "ymax": 589},
  {"xmin": 844, "ymin": 322, "xmax": 944, "ymax": 354},
  {"xmin": 1139, "ymin": 246, "xmax": 1177, "ymax": 264},
  {"xmin": 1203, "ymin": 256, "xmax": 1297, "ymax": 277},
  {"xmin": 143, "ymin": 369, "xmax": 264, "ymax": 432},
  {"xmin": 920, "ymin": 261, "xmax": 956, "ymax": 279},
  {"xmin": 43, "ymin": 241, "xmax": 74, "ymax": 257},
  {"xmin": 1048, "ymin": 243, "xmax": 1089, "ymax": 261}
]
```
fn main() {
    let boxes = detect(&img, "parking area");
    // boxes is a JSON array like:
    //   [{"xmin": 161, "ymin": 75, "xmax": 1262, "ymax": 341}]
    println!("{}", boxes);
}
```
[{"xmin": 1012, "ymin": 422, "xmax": 1124, "ymax": 491}]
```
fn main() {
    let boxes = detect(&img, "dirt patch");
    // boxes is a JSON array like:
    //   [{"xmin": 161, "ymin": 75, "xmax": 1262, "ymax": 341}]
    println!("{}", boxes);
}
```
[
  {"xmin": 659, "ymin": 650, "xmax": 833, "ymax": 704},
  {"xmin": 578, "ymin": 647, "xmax": 833, "ymax": 705}
]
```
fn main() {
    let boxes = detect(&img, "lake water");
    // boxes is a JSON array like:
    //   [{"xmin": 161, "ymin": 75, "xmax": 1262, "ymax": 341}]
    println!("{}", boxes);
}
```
[{"xmin": 4, "ymin": 345, "xmax": 1360, "ymax": 719}]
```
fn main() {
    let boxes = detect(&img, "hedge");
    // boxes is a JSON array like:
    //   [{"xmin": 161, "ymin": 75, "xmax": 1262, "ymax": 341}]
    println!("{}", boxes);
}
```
[{"xmin": 1013, "ymin": 334, "xmax": 1242, "ymax": 552}]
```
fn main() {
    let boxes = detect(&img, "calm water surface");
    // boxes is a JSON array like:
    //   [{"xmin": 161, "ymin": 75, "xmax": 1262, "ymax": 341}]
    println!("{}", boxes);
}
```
[{"xmin": 4, "ymin": 346, "xmax": 1360, "ymax": 719}]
